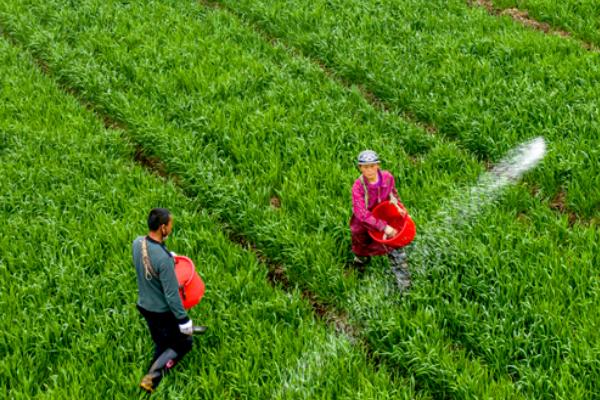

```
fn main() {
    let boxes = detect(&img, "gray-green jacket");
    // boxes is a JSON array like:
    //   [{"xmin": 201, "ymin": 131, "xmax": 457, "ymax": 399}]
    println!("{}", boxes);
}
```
[{"xmin": 132, "ymin": 236, "xmax": 189, "ymax": 323}]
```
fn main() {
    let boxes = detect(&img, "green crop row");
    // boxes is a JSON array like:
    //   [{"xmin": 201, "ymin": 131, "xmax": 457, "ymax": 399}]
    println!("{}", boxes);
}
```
[
  {"xmin": 0, "ymin": 0, "xmax": 519, "ymax": 396},
  {"xmin": 0, "ymin": 0, "xmax": 598, "ymax": 397},
  {"xmin": 492, "ymin": 0, "xmax": 600, "ymax": 46},
  {"xmin": 215, "ymin": 0, "xmax": 600, "ymax": 219},
  {"xmin": 0, "ymin": 38, "xmax": 407, "ymax": 399}
]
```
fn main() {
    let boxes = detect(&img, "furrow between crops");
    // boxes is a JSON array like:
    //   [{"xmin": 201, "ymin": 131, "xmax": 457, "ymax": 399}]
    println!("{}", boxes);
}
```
[
  {"xmin": 99, "ymin": 91, "xmax": 406, "ymax": 387},
  {"xmin": 86, "ymin": 69, "xmax": 356, "ymax": 339},
  {"xmin": 129, "ymin": 124, "xmax": 362, "ymax": 343},
  {"xmin": 468, "ymin": 0, "xmax": 600, "ymax": 52},
  {"xmin": 3, "ymin": 1, "xmax": 596, "ymax": 396},
  {"xmin": 200, "ymin": 0, "xmax": 438, "ymax": 137},
  {"xmin": 0, "ymin": 23, "xmax": 378, "ymax": 375},
  {"xmin": 221, "ymin": 228, "xmax": 361, "ymax": 341},
  {"xmin": 0, "ymin": 17, "xmax": 517, "ymax": 399},
  {"xmin": 0, "ymin": 32, "xmax": 415, "ymax": 399},
  {"xmin": 209, "ymin": 0, "xmax": 598, "ymax": 226},
  {"xmin": 203, "ymin": 0, "xmax": 597, "ymax": 229}
]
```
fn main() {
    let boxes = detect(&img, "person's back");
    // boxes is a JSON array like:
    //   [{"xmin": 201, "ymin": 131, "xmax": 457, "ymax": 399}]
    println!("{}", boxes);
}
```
[
  {"xmin": 133, "ymin": 235, "xmax": 187, "ymax": 321},
  {"xmin": 134, "ymin": 208, "xmax": 193, "ymax": 393}
]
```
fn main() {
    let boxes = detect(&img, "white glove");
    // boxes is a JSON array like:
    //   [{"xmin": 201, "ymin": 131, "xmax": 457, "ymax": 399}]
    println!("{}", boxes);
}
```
[
  {"xmin": 179, "ymin": 320, "xmax": 193, "ymax": 335},
  {"xmin": 170, "ymin": 251, "xmax": 177, "ymax": 257},
  {"xmin": 383, "ymin": 225, "xmax": 398, "ymax": 239}
]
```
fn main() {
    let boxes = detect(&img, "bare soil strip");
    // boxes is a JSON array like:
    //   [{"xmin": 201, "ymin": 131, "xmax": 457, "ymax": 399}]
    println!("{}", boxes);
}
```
[
  {"xmin": 1, "ymin": 26, "xmax": 359, "ymax": 343},
  {"xmin": 0, "ymin": 27, "xmax": 419, "ymax": 387},
  {"xmin": 469, "ymin": 0, "xmax": 599, "ymax": 51},
  {"xmin": 200, "ymin": 0, "xmax": 438, "ymax": 136},
  {"xmin": 201, "ymin": 0, "xmax": 592, "ymax": 226}
]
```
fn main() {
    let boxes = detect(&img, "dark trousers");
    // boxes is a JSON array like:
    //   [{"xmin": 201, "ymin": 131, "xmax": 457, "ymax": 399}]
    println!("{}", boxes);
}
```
[{"xmin": 137, "ymin": 305, "xmax": 193, "ymax": 363}]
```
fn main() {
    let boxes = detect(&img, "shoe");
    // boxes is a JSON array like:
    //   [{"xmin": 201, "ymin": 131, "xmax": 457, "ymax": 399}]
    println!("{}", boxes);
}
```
[
  {"xmin": 139, "ymin": 348, "xmax": 178, "ymax": 393},
  {"xmin": 353, "ymin": 255, "xmax": 371, "ymax": 266},
  {"xmin": 193, "ymin": 325, "xmax": 208, "ymax": 335},
  {"xmin": 139, "ymin": 374, "xmax": 155, "ymax": 393}
]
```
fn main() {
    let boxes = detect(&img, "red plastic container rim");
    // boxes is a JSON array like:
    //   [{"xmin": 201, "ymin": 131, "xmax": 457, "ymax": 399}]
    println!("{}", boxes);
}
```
[
  {"xmin": 367, "ymin": 201, "xmax": 416, "ymax": 247},
  {"xmin": 174, "ymin": 255, "xmax": 196, "ymax": 286}
]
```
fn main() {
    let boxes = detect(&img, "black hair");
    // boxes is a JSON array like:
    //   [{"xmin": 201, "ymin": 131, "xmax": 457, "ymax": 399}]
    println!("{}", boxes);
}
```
[{"xmin": 148, "ymin": 208, "xmax": 171, "ymax": 231}]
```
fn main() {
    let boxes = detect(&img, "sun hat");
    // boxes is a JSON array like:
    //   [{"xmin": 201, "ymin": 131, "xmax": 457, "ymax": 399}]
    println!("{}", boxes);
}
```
[{"xmin": 357, "ymin": 150, "xmax": 380, "ymax": 165}]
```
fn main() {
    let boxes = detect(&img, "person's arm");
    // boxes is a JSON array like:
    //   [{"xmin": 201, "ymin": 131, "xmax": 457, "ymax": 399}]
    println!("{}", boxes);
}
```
[
  {"xmin": 352, "ymin": 180, "xmax": 387, "ymax": 231},
  {"xmin": 389, "ymin": 174, "xmax": 400, "ymax": 201},
  {"xmin": 387, "ymin": 173, "xmax": 407, "ymax": 217},
  {"xmin": 157, "ymin": 256, "xmax": 189, "ymax": 324}
]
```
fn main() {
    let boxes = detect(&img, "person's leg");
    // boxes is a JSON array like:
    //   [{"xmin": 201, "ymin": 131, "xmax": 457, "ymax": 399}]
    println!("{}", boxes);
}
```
[
  {"xmin": 173, "ymin": 335, "xmax": 193, "ymax": 363},
  {"xmin": 388, "ymin": 247, "xmax": 411, "ymax": 291},
  {"xmin": 351, "ymin": 230, "xmax": 371, "ymax": 262},
  {"xmin": 137, "ymin": 307, "xmax": 184, "ymax": 393},
  {"xmin": 160, "ymin": 312, "xmax": 193, "ymax": 363},
  {"xmin": 139, "ymin": 348, "xmax": 179, "ymax": 393},
  {"xmin": 351, "ymin": 229, "xmax": 388, "ymax": 263},
  {"xmin": 138, "ymin": 306, "xmax": 171, "ymax": 362}
]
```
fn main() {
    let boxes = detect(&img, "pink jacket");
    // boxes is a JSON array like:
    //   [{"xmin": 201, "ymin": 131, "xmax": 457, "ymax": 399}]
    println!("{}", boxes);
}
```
[{"xmin": 350, "ymin": 170, "xmax": 399, "ymax": 233}]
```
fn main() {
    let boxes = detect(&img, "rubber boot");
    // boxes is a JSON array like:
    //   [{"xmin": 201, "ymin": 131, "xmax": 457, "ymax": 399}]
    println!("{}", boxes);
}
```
[
  {"xmin": 140, "ymin": 348, "xmax": 178, "ymax": 393},
  {"xmin": 388, "ymin": 249, "xmax": 411, "ymax": 291}
]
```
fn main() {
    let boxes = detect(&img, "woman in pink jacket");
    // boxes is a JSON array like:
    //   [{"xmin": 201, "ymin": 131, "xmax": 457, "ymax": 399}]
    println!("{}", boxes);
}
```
[{"xmin": 350, "ymin": 150, "xmax": 411, "ymax": 289}]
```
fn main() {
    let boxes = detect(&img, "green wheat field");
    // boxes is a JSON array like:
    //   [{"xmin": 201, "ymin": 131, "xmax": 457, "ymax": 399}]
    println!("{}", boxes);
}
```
[{"xmin": 0, "ymin": 1, "xmax": 598, "ymax": 398}]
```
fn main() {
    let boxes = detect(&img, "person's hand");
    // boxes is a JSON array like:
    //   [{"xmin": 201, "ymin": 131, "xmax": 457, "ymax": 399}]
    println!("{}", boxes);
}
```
[
  {"xmin": 390, "ymin": 196, "xmax": 407, "ymax": 217},
  {"xmin": 383, "ymin": 225, "xmax": 398, "ymax": 240},
  {"xmin": 179, "ymin": 320, "xmax": 193, "ymax": 335},
  {"xmin": 398, "ymin": 206, "xmax": 407, "ymax": 217},
  {"xmin": 170, "ymin": 251, "xmax": 177, "ymax": 257}
]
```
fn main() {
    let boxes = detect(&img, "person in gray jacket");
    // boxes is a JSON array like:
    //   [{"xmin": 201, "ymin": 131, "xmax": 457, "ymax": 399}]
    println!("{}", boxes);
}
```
[{"xmin": 133, "ymin": 208, "xmax": 199, "ymax": 393}]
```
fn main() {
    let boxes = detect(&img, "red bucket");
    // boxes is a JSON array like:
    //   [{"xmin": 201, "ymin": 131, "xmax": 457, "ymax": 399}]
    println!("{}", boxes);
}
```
[
  {"xmin": 368, "ymin": 201, "xmax": 416, "ymax": 248},
  {"xmin": 174, "ymin": 255, "xmax": 205, "ymax": 310}
]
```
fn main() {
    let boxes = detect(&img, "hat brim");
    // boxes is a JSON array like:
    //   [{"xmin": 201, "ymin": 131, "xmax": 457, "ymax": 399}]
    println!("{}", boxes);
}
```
[{"xmin": 357, "ymin": 161, "xmax": 381, "ymax": 165}]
